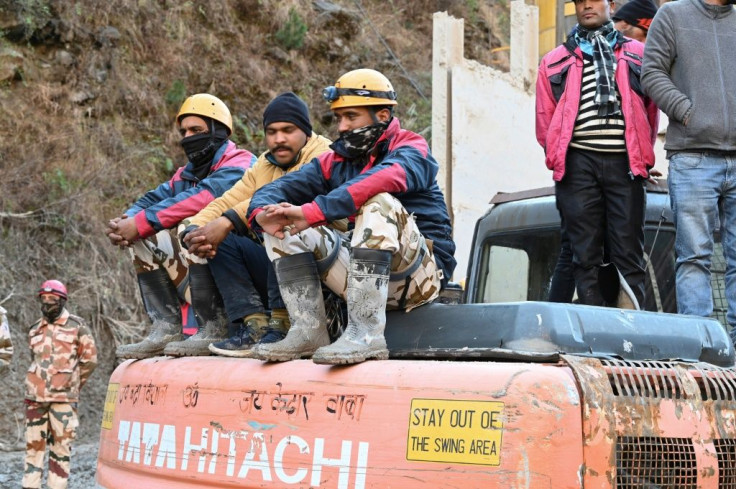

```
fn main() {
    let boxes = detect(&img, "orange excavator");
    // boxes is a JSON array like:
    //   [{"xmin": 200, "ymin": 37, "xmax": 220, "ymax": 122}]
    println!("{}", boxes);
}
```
[{"xmin": 96, "ymin": 184, "xmax": 736, "ymax": 488}]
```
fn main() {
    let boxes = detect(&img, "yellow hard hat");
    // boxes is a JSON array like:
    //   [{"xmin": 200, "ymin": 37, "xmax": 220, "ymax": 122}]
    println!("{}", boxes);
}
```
[
  {"xmin": 177, "ymin": 94, "xmax": 233, "ymax": 135},
  {"xmin": 322, "ymin": 69, "xmax": 398, "ymax": 110}
]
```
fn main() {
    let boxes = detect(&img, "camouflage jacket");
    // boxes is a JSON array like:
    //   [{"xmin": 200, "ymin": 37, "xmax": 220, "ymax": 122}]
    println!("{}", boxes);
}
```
[
  {"xmin": 25, "ymin": 309, "xmax": 98, "ymax": 402},
  {"xmin": 0, "ymin": 306, "xmax": 12, "ymax": 368}
]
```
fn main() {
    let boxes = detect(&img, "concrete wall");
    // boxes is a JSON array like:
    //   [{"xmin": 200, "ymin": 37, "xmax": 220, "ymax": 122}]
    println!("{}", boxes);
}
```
[{"xmin": 431, "ymin": 5, "xmax": 668, "ymax": 283}]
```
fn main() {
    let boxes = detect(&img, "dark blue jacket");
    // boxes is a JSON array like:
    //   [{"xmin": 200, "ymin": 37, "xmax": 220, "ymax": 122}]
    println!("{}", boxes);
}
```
[
  {"xmin": 126, "ymin": 141, "xmax": 255, "ymax": 238},
  {"xmin": 248, "ymin": 118, "xmax": 456, "ymax": 283}
]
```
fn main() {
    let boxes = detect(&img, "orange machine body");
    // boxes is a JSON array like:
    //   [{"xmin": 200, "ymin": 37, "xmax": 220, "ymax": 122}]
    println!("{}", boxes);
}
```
[{"xmin": 96, "ymin": 355, "xmax": 736, "ymax": 488}]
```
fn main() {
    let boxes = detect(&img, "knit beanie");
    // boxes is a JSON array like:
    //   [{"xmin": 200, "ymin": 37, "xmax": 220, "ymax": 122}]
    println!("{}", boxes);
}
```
[
  {"xmin": 263, "ymin": 92, "xmax": 312, "ymax": 137},
  {"xmin": 612, "ymin": 0, "xmax": 658, "ymax": 31}
]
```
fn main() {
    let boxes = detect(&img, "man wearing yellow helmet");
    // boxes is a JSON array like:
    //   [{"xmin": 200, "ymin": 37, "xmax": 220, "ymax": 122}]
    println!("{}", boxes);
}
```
[
  {"xmin": 178, "ymin": 92, "xmax": 332, "ymax": 358},
  {"xmin": 105, "ymin": 94, "xmax": 256, "ymax": 359},
  {"xmin": 246, "ymin": 69, "xmax": 456, "ymax": 365}
]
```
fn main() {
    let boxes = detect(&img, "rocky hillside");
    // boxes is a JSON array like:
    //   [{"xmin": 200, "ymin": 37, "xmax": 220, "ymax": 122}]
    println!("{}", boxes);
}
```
[{"xmin": 0, "ymin": 0, "xmax": 510, "ymax": 447}]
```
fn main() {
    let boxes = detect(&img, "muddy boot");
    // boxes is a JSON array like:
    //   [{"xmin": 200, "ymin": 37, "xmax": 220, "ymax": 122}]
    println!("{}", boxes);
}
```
[
  {"xmin": 313, "ymin": 248, "xmax": 391, "ymax": 365},
  {"xmin": 164, "ymin": 264, "xmax": 230, "ymax": 356},
  {"xmin": 251, "ymin": 253, "xmax": 330, "ymax": 361},
  {"xmin": 116, "ymin": 269, "xmax": 184, "ymax": 360}
]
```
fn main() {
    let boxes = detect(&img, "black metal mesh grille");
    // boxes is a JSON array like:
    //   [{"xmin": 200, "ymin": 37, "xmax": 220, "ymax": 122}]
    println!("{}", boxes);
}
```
[
  {"xmin": 603, "ymin": 360, "xmax": 688, "ymax": 399},
  {"xmin": 616, "ymin": 436, "xmax": 696, "ymax": 489},
  {"xmin": 715, "ymin": 440, "xmax": 736, "ymax": 489}
]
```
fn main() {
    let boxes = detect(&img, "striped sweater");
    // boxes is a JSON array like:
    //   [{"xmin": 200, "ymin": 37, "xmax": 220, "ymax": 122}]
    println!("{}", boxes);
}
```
[{"xmin": 570, "ymin": 55, "xmax": 626, "ymax": 153}]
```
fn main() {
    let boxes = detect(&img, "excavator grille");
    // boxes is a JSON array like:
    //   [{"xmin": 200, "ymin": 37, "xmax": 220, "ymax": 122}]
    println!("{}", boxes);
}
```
[
  {"xmin": 615, "ymin": 436, "xmax": 697, "ymax": 489},
  {"xmin": 602, "ymin": 360, "xmax": 688, "ymax": 399},
  {"xmin": 563, "ymin": 356, "xmax": 736, "ymax": 489},
  {"xmin": 715, "ymin": 440, "xmax": 736, "ymax": 489}
]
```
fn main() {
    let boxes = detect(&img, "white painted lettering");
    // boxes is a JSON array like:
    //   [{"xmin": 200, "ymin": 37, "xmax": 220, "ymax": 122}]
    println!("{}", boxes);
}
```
[
  {"xmin": 142, "ymin": 423, "xmax": 160, "ymax": 466},
  {"xmin": 155, "ymin": 425, "xmax": 177, "ymax": 469},
  {"xmin": 274, "ymin": 435, "xmax": 309, "ymax": 484},
  {"xmin": 237, "ymin": 432, "xmax": 272, "ymax": 481},
  {"xmin": 224, "ymin": 431, "xmax": 240, "ymax": 477},
  {"xmin": 126, "ymin": 421, "xmax": 141, "ymax": 463},
  {"xmin": 117, "ymin": 420, "xmax": 130, "ymax": 461},
  {"xmin": 181, "ymin": 426, "xmax": 209, "ymax": 472},
  {"xmin": 354, "ymin": 442, "xmax": 369, "ymax": 489},
  {"xmin": 114, "ymin": 419, "xmax": 372, "ymax": 488},
  {"xmin": 311, "ymin": 439, "xmax": 352, "ymax": 489}
]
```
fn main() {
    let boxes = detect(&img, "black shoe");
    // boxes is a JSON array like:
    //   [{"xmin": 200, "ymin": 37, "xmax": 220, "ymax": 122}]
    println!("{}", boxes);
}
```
[{"xmin": 207, "ymin": 318, "xmax": 266, "ymax": 358}]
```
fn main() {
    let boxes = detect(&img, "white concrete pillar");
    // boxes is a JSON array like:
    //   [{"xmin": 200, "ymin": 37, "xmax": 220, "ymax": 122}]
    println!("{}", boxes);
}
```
[
  {"xmin": 510, "ymin": 1, "xmax": 539, "ymax": 91},
  {"xmin": 431, "ymin": 12, "xmax": 464, "ymax": 215}
]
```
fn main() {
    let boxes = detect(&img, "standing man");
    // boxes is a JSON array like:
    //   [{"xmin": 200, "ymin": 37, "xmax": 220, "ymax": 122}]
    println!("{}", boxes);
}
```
[
  {"xmin": 0, "ymin": 305, "xmax": 12, "ymax": 373},
  {"xmin": 106, "ymin": 94, "xmax": 255, "ymax": 359},
  {"xmin": 23, "ymin": 280, "xmax": 97, "ymax": 489},
  {"xmin": 642, "ymin": 0, "xmax": 736, "ymax": 336},
  {"xmin": 247, "ymin": 68, "xmax": 456, "ymax": 365},
  {"xmin": 536, "ymin": 0, "xmax": 659, "ymax": 308},
  {"xmin": 547, "ymin": 0, "xmax": 658, "ymax": 305},
  {"xmin": 180, "ymin": 92, "xmax": 332, "ymax": 357}
]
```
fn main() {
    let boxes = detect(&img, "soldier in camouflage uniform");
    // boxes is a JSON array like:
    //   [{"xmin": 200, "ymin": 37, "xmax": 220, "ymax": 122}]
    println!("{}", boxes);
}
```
[
  {"xmin": 23, "ymin": 280, "xmax": 97, "ymax": 489},
  {"xmin": 247, "ymin": 69, "xmax": 456, "ymax": 365},
  {"xmin": 0, "ymin": 305, "xmax": 12, "ymax": 373}
]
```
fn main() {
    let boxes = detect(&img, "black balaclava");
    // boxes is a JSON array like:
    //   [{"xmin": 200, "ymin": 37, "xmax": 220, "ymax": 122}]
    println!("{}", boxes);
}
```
[
  {"xmin": 41, "ymin": 298, "xmax": 66, "ymax": 322},
  {"xmin": 330, "ymin": 108, "xmax": 391, "ymax": 161},
  {"xmin": 180, "ymin": 118, "xmax": 230, "ymax": 180}
]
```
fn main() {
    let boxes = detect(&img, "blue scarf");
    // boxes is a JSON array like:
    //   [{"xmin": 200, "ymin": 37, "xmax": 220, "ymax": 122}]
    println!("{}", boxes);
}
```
[{"xmin": 575, "ymin": 22, "xmax": 621, "ymax": 116}]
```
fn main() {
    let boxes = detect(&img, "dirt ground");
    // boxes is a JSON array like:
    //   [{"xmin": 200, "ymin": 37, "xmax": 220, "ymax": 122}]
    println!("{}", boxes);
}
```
[{"xmin": 0, "ymin": 443, "xmax": 98, "ymax": 489}]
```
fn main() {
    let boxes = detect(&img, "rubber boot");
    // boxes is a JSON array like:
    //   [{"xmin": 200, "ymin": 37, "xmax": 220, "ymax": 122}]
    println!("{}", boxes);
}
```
[
  {"xmin": 251, "ymin": 253, "xmax": 330, "ymax": 361},
  {"xmin": 116, "ymin": 269, "xmax": 184, "ymax": 360},
  {"xmin": 164, "ymin": 264, "xmax": 230, "ymax": 356},
  {"xmin": 313, "ymin": 248, "xmax": 391, "ymax": 365}
]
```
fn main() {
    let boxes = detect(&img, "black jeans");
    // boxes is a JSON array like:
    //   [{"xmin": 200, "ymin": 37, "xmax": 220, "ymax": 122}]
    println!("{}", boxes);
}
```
[
  {"xmin": 207, "ymin": 233, "xmax": 283, "ymax": 322},
  {"xmin": 555, "ymin": 147, "xmax": 646, "ymax": 306}
]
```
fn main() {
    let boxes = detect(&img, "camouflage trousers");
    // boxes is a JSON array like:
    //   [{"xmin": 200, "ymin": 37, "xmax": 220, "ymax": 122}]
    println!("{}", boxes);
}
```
[
  {"xmin": 129, "ymin": 226, "xmax": 206, "ymax": 304},
  {"xmin": 264, "ymin": 193, "xmax": 442, "ymax": 311},
  {"xmin": 22, "ymin": 401, "xmax": 78, "ymax": 489}
]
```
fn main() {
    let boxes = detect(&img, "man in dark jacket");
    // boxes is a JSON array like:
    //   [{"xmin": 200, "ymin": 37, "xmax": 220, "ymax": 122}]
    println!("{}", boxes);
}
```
[
  {"xmin": 536, "ymin": 0, "xmax": 658, "ymax": 308},
  {"xmin": 105, "ymin": 94, "xmax": 255, "ymax": 359},
  {"xmin": 246, "ymin": 69, "xmax": 456, "ymax": 365},
  {"xmin": 642, "ymin": 0, "xmax": 736, "ymax": 337}
]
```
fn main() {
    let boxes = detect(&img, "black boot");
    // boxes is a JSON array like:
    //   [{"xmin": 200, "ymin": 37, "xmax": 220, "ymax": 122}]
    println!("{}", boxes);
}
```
[
  {"xmin": 116, "ymin": 269, "xmax": 184, "ymax": 359},
  {"xmin": 164, "ymin": 264, "xmax": 230, "ymax": 356}
]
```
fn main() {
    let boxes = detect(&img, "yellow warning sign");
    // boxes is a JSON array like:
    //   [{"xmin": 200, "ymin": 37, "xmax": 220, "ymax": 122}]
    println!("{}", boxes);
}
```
[
  {"xmin": 407, "ymin": 398, "xmax": 504, "ymax": 466},
  {"xmin": 101, "ymin": 383, "xmax": 119, "ymax": 430}
]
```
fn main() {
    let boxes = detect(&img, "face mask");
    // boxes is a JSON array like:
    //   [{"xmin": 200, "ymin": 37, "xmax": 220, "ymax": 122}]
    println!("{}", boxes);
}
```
[
  {"xmin": 180, "ymin": 132, "xmax": 218, "ymax": 169},
  {"xmin": 41, "ymin": 299, "xmax": 65, "ymax": 322},
  {"xmin": 330, "ymin": 121, "xmax": 389, "ymax": 160}
]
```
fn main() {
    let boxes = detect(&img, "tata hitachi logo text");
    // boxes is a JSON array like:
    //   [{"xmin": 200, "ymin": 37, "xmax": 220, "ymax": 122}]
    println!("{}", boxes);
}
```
[{"xmin": 116, "ymin": 420, "xmax": 370, "ymax": 488}]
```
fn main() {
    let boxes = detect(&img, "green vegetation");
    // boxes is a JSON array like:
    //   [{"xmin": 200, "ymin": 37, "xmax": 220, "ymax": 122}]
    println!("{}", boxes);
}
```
[
  {"xmin": 165, "ymin": 80, "xmax": 187, "ymax": 108},
  {"xmin": 274, "ymin": 7, "xmax": 307, "ymax": 51}
]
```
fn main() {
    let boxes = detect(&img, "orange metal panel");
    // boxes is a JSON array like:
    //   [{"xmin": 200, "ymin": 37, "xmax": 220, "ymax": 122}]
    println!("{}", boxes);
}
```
[
  {"xmin": 563, "ymin": 356, "xmax": 736, "ymax": 489},
  {"xmin": 96, "ymin": 357, "xmax": 584, "ymax": 488}
]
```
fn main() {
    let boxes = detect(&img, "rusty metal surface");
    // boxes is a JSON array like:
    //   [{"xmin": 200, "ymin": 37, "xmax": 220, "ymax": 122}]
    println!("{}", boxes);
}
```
[
  {"xmin": 96, "ymin": 357, "xmax": 585, "ymax": 488},
  {"xmin": 562, "ymin": 355, "xmax": 736, "ymax": 489}
]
